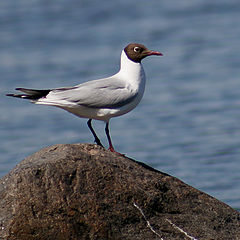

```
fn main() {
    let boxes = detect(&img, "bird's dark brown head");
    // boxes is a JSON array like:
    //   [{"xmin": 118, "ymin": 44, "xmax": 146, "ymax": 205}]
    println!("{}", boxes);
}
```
[{"xmin": 124, "ymin": 43, "xmax": 163, "ymax": 63}]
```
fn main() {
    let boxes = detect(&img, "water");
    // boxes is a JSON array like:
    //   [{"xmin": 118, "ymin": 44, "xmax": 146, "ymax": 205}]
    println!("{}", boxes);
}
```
[{"xmin": 1, "ymin": 0, "xmax": 240, "ymax": 210}]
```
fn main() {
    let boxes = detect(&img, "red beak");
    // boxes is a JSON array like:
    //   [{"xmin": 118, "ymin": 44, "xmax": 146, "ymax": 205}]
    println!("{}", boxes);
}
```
[{"xmin": 146, "ymin": 50, "xmax": 163, "ymax": 56}]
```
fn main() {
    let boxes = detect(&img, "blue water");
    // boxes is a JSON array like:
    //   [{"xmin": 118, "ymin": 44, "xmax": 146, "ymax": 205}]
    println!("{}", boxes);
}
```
[{"xmin": 1, "ymin": 0, "xmax": 240, "ymax": 210}]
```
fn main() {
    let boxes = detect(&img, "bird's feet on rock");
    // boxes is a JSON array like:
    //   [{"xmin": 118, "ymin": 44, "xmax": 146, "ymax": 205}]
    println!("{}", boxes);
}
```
[{"xmin": 108, "ymin": 146, "xmax": 126, "ymax": 157}]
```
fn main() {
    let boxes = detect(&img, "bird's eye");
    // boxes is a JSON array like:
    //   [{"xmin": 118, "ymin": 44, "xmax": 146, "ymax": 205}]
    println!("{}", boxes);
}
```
[{"xmin": 134, "ymin": 47, "xmax": 140, "ymax": 53}]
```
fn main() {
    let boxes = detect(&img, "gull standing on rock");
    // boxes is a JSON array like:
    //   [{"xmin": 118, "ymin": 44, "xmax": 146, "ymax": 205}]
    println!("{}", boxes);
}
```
[{"xmin": 7, "ymin": 43, "xmax": 163, "ymax": 154}]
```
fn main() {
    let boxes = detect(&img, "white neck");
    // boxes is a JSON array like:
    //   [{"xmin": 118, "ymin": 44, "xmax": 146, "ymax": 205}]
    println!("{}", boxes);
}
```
[{"xmin": 116, "ymin": 50, "xmax": 146, "ymax": 87}]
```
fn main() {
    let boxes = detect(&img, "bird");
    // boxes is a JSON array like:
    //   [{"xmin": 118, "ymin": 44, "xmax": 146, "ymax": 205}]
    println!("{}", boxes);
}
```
[{"xmin": 6, "ymin": 43, "xmax": 163, "ymax": 155}]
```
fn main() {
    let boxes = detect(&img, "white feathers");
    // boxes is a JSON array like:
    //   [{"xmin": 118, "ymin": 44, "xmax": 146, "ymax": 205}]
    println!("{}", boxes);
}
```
[{"xmin": 36, "ymin": 50, "xmax": 146, "ymax": 122}]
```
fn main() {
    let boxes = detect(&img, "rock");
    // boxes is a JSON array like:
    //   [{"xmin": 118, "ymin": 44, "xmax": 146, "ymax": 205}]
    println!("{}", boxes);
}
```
[{"xmin": 0, "ymin": 144, "xmax": 239, "ymax": 240}]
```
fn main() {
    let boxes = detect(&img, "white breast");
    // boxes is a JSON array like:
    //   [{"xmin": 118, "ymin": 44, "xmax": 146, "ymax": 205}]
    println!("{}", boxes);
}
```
[{"xmin": 96, "ymin": 51, "xmax": 146, "ymax": 120}]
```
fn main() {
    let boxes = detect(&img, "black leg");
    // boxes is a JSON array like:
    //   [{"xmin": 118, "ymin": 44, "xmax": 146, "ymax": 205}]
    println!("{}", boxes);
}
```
[
  {"xmin": 87, "ymin": 119, "xmax": 103, "ymax": 147},
  {"xmin": 105, "ymin": 121, "xmax": 114, "ymax": 152}
]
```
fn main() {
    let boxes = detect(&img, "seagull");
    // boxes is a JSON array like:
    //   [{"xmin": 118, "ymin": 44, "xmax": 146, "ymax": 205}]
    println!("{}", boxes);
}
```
[{"xmin": 6, "ymin": 43, "xmax": 163, "ymax": 155}]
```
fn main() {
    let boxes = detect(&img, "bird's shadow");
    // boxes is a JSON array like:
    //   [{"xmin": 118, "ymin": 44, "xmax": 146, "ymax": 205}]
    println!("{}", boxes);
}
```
[{"xmin": 123, "ymin": 154, "xmax": 170, "ymax": 176}]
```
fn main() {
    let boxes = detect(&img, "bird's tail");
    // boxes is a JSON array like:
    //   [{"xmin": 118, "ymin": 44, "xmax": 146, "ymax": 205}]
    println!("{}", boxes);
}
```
[{"xmin": 6, "ymin": 88, "xmax": 51, "ymax": 100}]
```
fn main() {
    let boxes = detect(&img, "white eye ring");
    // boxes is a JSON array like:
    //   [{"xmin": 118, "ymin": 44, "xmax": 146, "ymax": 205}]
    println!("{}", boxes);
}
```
[{"xmin": 134, "ymin": 47, "xmax": 140, "ymax": 52}]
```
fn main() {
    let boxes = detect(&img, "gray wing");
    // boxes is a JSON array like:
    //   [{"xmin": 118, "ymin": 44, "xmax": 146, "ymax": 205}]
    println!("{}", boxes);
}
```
[{"xmin": 47, "ymin": 77, "xmax": 138, "ymax": 109}]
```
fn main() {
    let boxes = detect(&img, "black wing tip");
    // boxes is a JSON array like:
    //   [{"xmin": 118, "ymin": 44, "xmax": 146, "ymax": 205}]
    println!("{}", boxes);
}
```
[
  {"xmin": 6, "ymin": 93, "xmax": 26, "ymax": 98},
  {"xmin": 6, "ymin": 88, "xmax": 31, "ymax": 99},
  {"xmin": 6, "ymin": 88, "xmax": 22, "ymax": 96},
  {"xmin": 6, "ymin": 88, "xmax": 21, "ymax": 96},
  {"xmin": 6, "ymin": 88, "xmax": 51, "ymax": 100}
]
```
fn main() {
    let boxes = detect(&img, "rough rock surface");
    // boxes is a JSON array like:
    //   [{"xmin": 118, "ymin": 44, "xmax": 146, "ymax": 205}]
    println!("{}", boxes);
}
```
[{"xmin": 0, "ymin": 143, "xmax": 239, "ymax": 240}]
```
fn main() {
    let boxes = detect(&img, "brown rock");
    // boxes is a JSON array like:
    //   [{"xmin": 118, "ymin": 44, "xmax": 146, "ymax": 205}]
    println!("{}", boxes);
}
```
[{"xmin": 0, "ymin": 143, "xmax": 239, "ymax": 240}]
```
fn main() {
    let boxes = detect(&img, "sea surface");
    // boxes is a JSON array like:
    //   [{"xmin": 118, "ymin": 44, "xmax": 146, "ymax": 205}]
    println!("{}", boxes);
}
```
[{"xmin": 1, "ymin": 0, "xmax": 240, "ymax": 210}]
